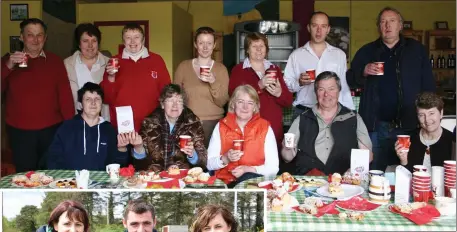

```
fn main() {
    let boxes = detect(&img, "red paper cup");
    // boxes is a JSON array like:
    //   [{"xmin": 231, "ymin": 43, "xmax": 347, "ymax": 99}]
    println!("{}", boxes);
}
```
[
  {"xmin": 374, "ymin": 62, "xmax": 384, "ymax": 75},
  {"xmin": 445, "ymin": 180, "xmax": 456, "ymax": 185},
  {"xmin": 18, "ymin": 54, "xmax": 28, "ymax": 68},
  {"xmin": 444, "ymin": 168, "xmax": 456, "ymax": 174},
  {"xmin": 445, "ymin": 174, "xmax": 456, "ymax": 180},
  {"xmin": 306, "ymin": 69, "xmax": 316, "ymax": 81},
  {"xmin": 413, "ymin": 165, "xmax": 428, "ymax": 172},
  {"xmin": 233, "ymin": 140, "xmax": 244, "ymax": 151},
  {"xmin": 413, "ymin": 189, "xmax": 431, "ymax": 202},
  {"xmin": 413, "ymin": 183, "xmax": 431, "ymax": 189},
  {"xmin": 265, "ymin": 69, "xmax": 278, "ymax": 79},
  {"xmin": 444, "ymin": 160, "xmax": 456, "ymax": 166},
  {"xmin": 397, "ymin": 135, "xmax": 411, "ymax": 152},
  {"xmin": 413, "ymin": 171, "xmax": 431, "ymax": 180},
  {"xmin": 200, "ymin": 66, "xmax": 211, "ymax": 76},
  {"xmin": 109, "ymin": 58, "xmax": 119, "ymax": 73},
  {"xmin": 179, "ymin": 135, "xmax": 191, "ymax": 149}
]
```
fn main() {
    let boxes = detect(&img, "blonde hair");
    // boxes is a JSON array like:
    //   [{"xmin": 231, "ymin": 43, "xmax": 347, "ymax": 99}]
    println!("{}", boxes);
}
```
[{"xmin": 228, "ymin": 85, "xmax": 260, "ymax": 113}]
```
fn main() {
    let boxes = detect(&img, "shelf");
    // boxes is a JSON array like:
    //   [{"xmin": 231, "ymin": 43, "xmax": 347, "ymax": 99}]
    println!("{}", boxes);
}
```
[
  {"xmin": 430, "ymin": 49, "xmax": 456, "ymax": 51},
  {"xmin": 432, "ymin": 68, "xmax": 456, "ymax": 71}
]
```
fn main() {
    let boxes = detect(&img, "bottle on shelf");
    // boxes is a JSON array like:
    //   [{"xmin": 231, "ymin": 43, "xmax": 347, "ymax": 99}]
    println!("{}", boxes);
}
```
[
  {"xmin": 430, "ymin": 54, "xmax": 434, "ymax": 68},
  {"xmin": 437, "ymin": 55, "xmax": 441, "ymax": 69}
]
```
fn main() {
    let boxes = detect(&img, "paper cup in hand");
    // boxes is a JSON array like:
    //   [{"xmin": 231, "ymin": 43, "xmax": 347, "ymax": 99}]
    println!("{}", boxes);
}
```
[
  {"xmin": 265, "ymin": 69, "xmax": 278, "ymax": 79},
  {"xmin": 233, "ymin": 140, "xmax": 244, "ymax": 151},
  {"xmin": 374, "ymin": 62, "xmax": 384, "ymax": 75},
  {"xmin": 106, "ymin": 164, "xmax": 120, "ymax": 179},
  {"xmin": 397, "ymin": 135, "xmax": 410, "ymax": 152},
  {"xmin": 306, "ymin": 69, "xmax": 316, "ymax": 82},
  {"xmin": 284, "ymin": 133, "xmax": 295, "ymax": 148},
  {"xmin": 200, "ymin": 66, "xmax": 211, "ymax": 76},
  {"xmin": 109, "ymin": 58, "xmax": 119, "ymax": 73},
  {"xmin": 179, "ymin": 135, "xmax": 191, "ymax": 149},
  {"xmin": 116, "ymin": 106, "xmax": 134, "ymax": 134},
  {"xmin": 19, "ymin": 54, "xmax": 28, "ymax": 68}
]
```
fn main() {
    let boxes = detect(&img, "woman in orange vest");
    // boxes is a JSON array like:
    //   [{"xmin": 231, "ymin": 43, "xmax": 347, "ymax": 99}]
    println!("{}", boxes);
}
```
[{"xmin": 207, "ymin": 85, "xmax": 279, "ymax": 187}]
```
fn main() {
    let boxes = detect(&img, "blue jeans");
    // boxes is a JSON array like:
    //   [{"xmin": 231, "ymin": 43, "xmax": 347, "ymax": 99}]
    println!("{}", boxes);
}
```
[{"xmin": 369, "ymin": 121, "xmax": 411, "ymax": 171}]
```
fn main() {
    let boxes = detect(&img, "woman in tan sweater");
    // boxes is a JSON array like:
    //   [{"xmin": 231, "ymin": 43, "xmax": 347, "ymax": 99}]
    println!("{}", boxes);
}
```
[{"xmin": 174, "ymin": 26, "xmax": 229, "ymax": 147}]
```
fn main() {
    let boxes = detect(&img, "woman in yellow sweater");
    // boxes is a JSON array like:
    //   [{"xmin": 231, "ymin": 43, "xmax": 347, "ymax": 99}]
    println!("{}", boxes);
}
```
[{"xmin": 174, "ymin": 26, "xmax": 230, "ymax": 147}]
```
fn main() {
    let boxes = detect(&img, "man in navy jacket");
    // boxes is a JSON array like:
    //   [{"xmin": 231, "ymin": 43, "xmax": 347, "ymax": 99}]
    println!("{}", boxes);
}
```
[
  {"xmin": 346, "ymin": 7, "xmax": 435, "ymax": 171},
  {"xmin": 47, "ymin": 82, "xmax": 128, "ymax": 170}
]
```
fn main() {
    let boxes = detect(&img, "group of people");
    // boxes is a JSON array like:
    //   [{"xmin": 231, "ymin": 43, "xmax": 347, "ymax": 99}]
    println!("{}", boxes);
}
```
[
  {"xmin": 36, "ymin": 199, "xmax": 236, "ymax": 232},
  {"xmin": 2, "ymin": 6, "xmax": 455, "ymax": 188}
]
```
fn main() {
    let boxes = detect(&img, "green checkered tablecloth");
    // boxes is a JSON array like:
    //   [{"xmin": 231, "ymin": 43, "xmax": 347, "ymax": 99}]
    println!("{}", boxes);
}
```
[
  {"xmin": 0, "ymin": 170, "xmax": 227, "ymax": 189},
  {"xmin": 235, "ymin": 176, "xmax": 456, "ymax": 231}
]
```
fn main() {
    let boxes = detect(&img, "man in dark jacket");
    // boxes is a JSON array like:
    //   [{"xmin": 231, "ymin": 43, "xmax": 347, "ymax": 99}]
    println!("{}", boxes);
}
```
[
  {"xmin": 346, "ymin": 7, "xmax": 435, "ymax": 171},
  {"xmin": 47, "ymin": 82, "xmax": 128, "ymax": 170}
]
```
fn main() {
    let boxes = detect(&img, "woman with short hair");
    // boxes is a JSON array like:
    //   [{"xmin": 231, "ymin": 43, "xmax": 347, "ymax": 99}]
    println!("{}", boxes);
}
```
[{"xmin": 36, "ymin": 200, "xmax": 89, "ymax": 232}]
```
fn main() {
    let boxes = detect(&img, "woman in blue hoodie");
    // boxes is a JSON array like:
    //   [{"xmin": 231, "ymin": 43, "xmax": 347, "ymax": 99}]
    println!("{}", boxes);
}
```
[{"xmin": 47, "ymin": 82, "xmax": 128, "ymax": 170}]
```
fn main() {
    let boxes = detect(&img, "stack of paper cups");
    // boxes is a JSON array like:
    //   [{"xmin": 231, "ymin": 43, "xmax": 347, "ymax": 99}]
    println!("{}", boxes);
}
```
[
  {"xmin": 444, "ymin": 160, "xmax": 456, "ymax": 197},
  {"xmin": 432, "ymin": 166, "xmax": 445, "ymax": 197},
  {"xmin": 413, "ymin": 165, "xmax": 428, "ymax": 173},
  {"xmin": 412, "ymin": 171, "xmax": 431, "ymax": 202}
]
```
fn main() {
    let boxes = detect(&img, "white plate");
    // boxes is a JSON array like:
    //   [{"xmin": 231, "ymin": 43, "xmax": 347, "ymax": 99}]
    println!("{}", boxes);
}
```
[
  {"xmin": 48, "ymin": 178, "xmax": 93, "ymax": 189},
  {"xmin": 316, "ymin": 184, "xmax": 364, "ymax": 200},
  {"xmin": 123, "ymin": 178, "xmax": 186, "ymax": 189},
  {"xmin": 298, "ymin": 178, "xmax": 328, "ymax": 190}
]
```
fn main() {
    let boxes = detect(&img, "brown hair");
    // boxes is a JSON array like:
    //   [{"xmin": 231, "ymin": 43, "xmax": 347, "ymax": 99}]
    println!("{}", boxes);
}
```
[
  {"xmin": 228, "ymin": 85, "xmax": 260, "ymax": 113},
  {"xmin": 415, "ymin": 92, "xmax": 444, "ymax": 112},
  {"xmin": 376, "ymin": 7, "xmax": 404, "ymax": 31},
  {"xmin": 48, "ymin": 200, "xmax": 89, "ymax": 232},
  {"xmin": 159, "ymin": 84, "xmax": 188, "ymax": 106},
  {"xmin": 194, "ymin": 26, "xmax": 216, "ymax": 43},
  {"xmin": 122, "ymin": 22, "xmax": 145, "ymax": 41},
  {"xmin": 190, "ymin": 204, "xmax": 238, "ymax": 232},
  {"xmin": 244, "ymin": 32, "xmax": 269, "ymax": 58},
  {"xmin": 123, "ymin": 199, "xmax": 156, "ymax": 221}
]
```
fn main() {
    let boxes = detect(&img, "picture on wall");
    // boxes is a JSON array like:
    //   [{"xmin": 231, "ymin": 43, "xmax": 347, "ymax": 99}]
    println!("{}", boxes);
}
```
[
  {"xmin": 327, "ymin": 17, "xmax": 350, "ymax": 62},
  {"xmin": 10, "ymin": 4, "xmax": 28, "ymax": 21}
]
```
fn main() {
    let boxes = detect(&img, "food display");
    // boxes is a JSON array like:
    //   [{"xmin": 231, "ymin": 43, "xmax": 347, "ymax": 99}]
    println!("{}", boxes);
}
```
[
  {"xmin": 297, "ymin": 197, "xmax": 325, "ymax": 215},
  {"xmin": 125, "ymin": 176, "xmax": 139, "ymax": 187},
  {"xmin": 138, "ymin": 171, "xmax": 161, "ymax": 183},
  {"xmin": 55, "ymin": 178, "xmax": 78, "ymax": 189},
  {"xmin": 328, "ymin": 173, "xmax": 343, "ymax": 196},
  {"xmin": 267, "ymin": 188, "xmax": 298, "ymax": 212},
  {"xmin": 188, "ymin": 167, "xmax": 203, "ymax": 177},
  {"xmin": 342, "ymin": 172, "xmax": 362, "ymax": 185},
  {"xmin": 338, "ymin": 211, "xmax": 365, "ymax": 221},
  {"xmin": 167, "ymin": 165, "xmax": 181, "ymax": 175},
  {"xmin": 392, "ymin": 202, "xmax": 427, "ymax": 214},
  {"xmin": 299, "ymin": 178, "xmax": 327, "ymax": 188},
  {"xmin": 274, "ymin": 172, "xmax": 298, "ymax": 192},
  {"xmin": 12, "ymin": 172, "xmax": 54, "ymax": 188}
]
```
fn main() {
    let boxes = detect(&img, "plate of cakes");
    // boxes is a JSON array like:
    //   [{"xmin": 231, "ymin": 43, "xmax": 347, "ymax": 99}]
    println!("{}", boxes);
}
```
[
  {"xmin": 182, "ymin": 167, "xmax": 216, "ymax": 186},
  {"xmin": 11, "ymin": 172, "xmax": 54, "ymax": 188},
  {"xmin": 316, "ymin": 173, "xmax": 364, "ymax": 199},
  {"xmin": 159, "ymin": 165, "xmax": 188, "ymax": 179},
  {"xmin": 49, "ymin": 178, "xmax": 93, "ymax": 189}
]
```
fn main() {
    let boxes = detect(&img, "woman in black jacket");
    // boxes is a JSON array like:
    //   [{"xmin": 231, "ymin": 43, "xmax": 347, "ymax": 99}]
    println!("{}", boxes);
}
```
[{"xmin": 395, "ymin": 92, "xmax": 454, "ymax": 173}]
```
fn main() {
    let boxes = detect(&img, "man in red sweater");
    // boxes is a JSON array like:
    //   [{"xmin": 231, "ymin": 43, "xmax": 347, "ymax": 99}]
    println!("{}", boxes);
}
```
[
  {"xmin": 1, "ymin": 18, "xmax": 74, "ymax": 172},
  {"xmin": 101, "ymin": 23, "xmax": 171, "ymax": 132}
]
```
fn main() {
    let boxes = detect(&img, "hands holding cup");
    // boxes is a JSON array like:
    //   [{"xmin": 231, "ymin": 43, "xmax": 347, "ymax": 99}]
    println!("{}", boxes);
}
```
[
  {"xmin": 106, "ymin": 58, "xmax": 120, "ymax": 81},
  {"xmin": 395, "ymin": 140, "xmax": 409, "ymax": 165},
  {"xmin": 6, "ymin": 51, "xmax": 28, "ymax": 69},
  {"xmin": 199, "ymin": 66, "xmax": 215, "ymax": 84},
  {"xmin": 258, "ymin": 73, "xmax": 276, "ymax": 89},
  {"xmin": 299, "ymin": 70, "xmax": 315, "ymax": 86},
  {"xmin": 363, "ymin": 62, "xmax": 384, "ymax": 76}
]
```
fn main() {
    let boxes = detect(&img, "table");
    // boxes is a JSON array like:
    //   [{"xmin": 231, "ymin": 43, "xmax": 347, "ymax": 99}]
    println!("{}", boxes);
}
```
[
  {"xmin": 235, "ymin": 176, "xmax": 456, "ymax": 231},
  {"xmin": 0, "ymin": 170, "xmax": 227, "ymax": 189}
]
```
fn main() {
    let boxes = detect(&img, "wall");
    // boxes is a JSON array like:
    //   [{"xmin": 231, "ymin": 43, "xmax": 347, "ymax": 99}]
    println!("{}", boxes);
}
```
[
  {"xmin": 77, "ymin": 2, "xmax": 174, "ymax": 76},
  {"xmin": 171, "ymin": 4, "xmax": 193, "ymax": 76},
  {"xmin": 42, "ymin": 11, "xmax": 74, "ymax": 59},
  {"xmin": 1, "ymin": 0, "xmax": 42, "ymax": 56}
]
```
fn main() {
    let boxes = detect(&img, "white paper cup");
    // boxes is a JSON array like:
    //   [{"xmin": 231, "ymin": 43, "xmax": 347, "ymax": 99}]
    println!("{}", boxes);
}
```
[
  {"xmin": 434, "ymin": 197, "xmax": 456, "ymax": 216},
  {"xmin": 106, "ymin": 164, "xmax": 120, "ymax": 179},
  {"xmin": 284, "ymin": 133, "xmax": 295, "ymax": 148}
]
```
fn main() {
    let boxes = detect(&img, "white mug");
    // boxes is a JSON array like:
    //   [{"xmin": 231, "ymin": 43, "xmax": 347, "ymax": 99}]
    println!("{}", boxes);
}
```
[{"xmin": 106, "ymin": 164, "xmax": 120, "ymax": 179}]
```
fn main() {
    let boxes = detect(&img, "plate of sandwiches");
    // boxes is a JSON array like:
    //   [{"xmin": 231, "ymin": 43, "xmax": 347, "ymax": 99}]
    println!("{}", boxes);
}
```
[
  {"xmin": 11, "ymin": 172, "xmax": 54, "ymax": 188},
  {"xmin": 49, "ymin": 178, "xmax": 93, "ymax": 189},
  {"xmin": 316, "ymin": 184, "xmax": 364, "ymax": 199}
]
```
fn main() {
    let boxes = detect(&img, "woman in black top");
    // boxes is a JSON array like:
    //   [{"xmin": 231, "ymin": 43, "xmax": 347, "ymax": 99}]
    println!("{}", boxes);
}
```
[{"xmin": 395, "ymin": 92, "xmax": 454, "ymax": 173}]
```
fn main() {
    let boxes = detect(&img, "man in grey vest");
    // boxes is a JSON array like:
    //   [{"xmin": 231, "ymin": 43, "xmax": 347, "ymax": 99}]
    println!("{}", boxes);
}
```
[{"xmin": 280, "ymin": 71, "xmax": 373, "ymax": 175}]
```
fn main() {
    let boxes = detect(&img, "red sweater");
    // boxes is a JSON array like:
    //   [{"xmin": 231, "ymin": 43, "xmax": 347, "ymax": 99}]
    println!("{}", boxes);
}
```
[
  {"xmin": 229, "ymin": 63, "xmax": 293, "ymax": 146},
  {"xmin": 1, "ymin": 51, "xmax": 75, "ymax": 130},
  {"xmin": 101, "ymin": 52, "xmax": 171, "ymax": 131}
]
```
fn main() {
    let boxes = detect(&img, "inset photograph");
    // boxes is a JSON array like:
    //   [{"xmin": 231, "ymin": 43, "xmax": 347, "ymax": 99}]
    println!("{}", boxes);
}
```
[{"xmin": 2, "ymin": 190, "xmax": 265, "ymax": 232}]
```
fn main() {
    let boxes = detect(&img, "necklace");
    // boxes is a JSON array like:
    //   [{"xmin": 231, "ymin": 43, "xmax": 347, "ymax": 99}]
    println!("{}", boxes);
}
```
[{"xmin": 419, "ymin": 129, "xmax": 441, "ymax": 155}]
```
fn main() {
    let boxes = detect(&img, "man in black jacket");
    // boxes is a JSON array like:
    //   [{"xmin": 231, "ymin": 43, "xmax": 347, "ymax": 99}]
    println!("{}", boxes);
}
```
[{"xmin": 346, "ymin": 7, "xmax": 435, "ymax": 171}]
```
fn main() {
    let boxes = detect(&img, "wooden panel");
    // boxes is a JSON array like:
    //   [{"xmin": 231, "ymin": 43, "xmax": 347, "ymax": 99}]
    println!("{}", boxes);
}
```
[{"xmin": 403, "ymin": 30, "xmax": 424, "ymax": 44}]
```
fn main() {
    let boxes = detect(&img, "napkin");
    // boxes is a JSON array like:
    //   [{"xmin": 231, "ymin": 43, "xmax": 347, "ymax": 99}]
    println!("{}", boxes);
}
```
[
  {"xmin": 292, "ymin": 202, "xmax": 339, "ymax": 217},
  {"xmin": 75, "ymin": 170, "xmax": 90, "ymax": 189},
  {"xmin": 25, "ymin": 171, "xmax": 35, "ymax": 179},
  {"xmin": 120, "ymin": 165, "xmax": 135, "ymax": 177},
  {"xmin": 389, "ymin": 204, "xmax": 441, "ymax": 225},
  {"xmin": 335, "ymin": 196, "xmax": 381, "ymax": 211}
]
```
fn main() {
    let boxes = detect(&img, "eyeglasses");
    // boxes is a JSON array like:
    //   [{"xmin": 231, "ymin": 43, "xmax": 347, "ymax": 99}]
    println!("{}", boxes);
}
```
[
  {"xmin": 235, "ymin": 99, "xmax": 255, "ymax": 108},
  {"xmin": 164, "ymin": 99, "xmax": 184, "ymax": 106}
]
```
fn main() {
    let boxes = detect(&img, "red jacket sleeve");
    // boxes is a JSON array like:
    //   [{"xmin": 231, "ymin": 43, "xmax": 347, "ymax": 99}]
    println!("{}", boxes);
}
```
[
  {"xmin": 1, "ymin": 54, "xmax": 13, "ymax": 93},
  {"xmin": 100, "ymin": 71, "xmax": 117, "ymax": 105},
  {"xmin": 274, "ymin": 65, "xmax": 293, "ymax": 107},
  {"xmin": 56, "ymin": 58, "xmax": 76, "ymax": 119},
  {"xmin": 229, "ymin": 64, "xmax": 263, "ymax": 96}
]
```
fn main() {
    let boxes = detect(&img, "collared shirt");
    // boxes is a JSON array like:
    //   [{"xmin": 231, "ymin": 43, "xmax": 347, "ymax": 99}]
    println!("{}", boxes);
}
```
[
  {"xmin": 242, "ymin": 58, "xmax": 273, "ymax": 79},
  {"xmin": 121, "ymin": 47, "xmax": 150, "ymax": 61},
  {"xmin": 284, "ymin": 42, "xmax": 354, "ymax": 110},
  {"xmin": 282, "ymin": 104, "xmax": 372, "ymax": 164},
  {"xmin": 75, "ymin": 51, "xmax": 103, "ymax": 90}
]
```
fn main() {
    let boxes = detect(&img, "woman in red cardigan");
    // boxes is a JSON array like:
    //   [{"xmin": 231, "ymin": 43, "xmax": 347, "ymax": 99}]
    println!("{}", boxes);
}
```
[{"xmin": 229, "ymin": 32, "xmax": 293, "ymax": 149}]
